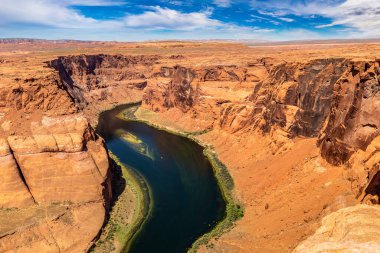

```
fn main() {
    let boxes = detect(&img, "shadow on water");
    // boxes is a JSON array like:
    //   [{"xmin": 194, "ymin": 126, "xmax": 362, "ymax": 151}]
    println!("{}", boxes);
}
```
[
  {"xmin": 96, "ymin": 104, "xmax": 226, "ymax": 253},
  {"xmin": 109, "ymin": 159, "xmax": 127, "ymax": 208}
]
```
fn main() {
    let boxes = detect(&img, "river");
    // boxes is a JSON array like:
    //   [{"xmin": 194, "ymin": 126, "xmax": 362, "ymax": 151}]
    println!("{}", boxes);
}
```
[{"xmin": 96, "ymin": 105, "xmax": 226, "ymax": 253}]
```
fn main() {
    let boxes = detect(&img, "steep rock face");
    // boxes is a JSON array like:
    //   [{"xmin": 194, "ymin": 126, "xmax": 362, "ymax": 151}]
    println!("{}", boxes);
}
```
[
  {"xmin": 217, "ymin": 59, "xmax": 380, "ymax": 166},
  {"xmin": 247, "ymin": 59, "xmax": 349, "ymax": 136},
  {"xmin": 144, "ymin": 66, "xmax": 198, "ymax": 113},
  {"xmin": 293, "ymin": 205, "xmax": 380, "ymax": 253},
  {"xmin": 0, "ymin": 202, "xmax": 106, "ymax": 253},
  {"xmin": 0, "ymin": 115, "xmax": 111, "ymax": 252},
  {"xmin": 5, "ymin": 115, "xmax": 110, "ymax": 205},
  {"xmin": 217, "ymin": 59, "xmax": 349, "ymax": 136},
  {"xmin": 143, "ymin": 63, "xmax": 269, "ymax": 133},
  {"xmin": 347, "ymin": 135, "xmax": 380, "ymax": 201},
  {"xmin": 319, "ymin": 61, "xmax": 380, "ymax": 165},
  {"xmin": 0, "ymin": 139, "xmax": 35, "ymax": 208},
  {"xmin": 49, "ymin": 54, "xmax": 159, "ymax": 109},
  {"xmin": 219, "ymin": 103, "xmax": 259, "ymax": 132},
  {"xmin": 0, "ymin": 74, "xmax": 76, "ymax": 115}
]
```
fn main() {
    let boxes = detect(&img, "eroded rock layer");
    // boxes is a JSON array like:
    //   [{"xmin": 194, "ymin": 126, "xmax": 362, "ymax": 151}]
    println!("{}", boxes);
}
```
[
  {"xmin": 142, "ymin": 58, "xmax": 380, "ymax": 166},
  {"xmin": 2, "ymin": 41, "xmax": 380, "ymax": 253},
  {"xmin": 139, "ymin": 56, "xmax": 380, "ymax": 252},
  {"xmin": 293, "ymin": 205, "xmax": 380, "ymax": 253},
  {"xmin": 0, "ymin": 115, "xmax": 111, "ymax": 252}
]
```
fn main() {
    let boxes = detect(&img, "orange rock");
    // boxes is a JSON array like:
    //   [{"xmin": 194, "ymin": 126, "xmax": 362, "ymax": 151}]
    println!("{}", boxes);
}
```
[{"xmin": 294, "ymin": 205, "xmax": 380, "ymax": 253}]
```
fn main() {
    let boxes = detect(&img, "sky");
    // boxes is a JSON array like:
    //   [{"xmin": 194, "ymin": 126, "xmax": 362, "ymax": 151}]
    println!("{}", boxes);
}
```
[{"xmin": 0, "ymin": 0, "xmax": 379, "ymax": 41}]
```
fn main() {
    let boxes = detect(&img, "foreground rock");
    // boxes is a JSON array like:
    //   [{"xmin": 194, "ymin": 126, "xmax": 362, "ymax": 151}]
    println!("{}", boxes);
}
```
[
  {"xmin": 0, "ymin": 115, "xmax": 111, "ymax": 252},
  {"xmin": 293, "ymin": 205, "xmax": 380, "ymax": 253}
]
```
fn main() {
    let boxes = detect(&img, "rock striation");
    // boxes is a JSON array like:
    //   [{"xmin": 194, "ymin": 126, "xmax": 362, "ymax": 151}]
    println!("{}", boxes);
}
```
[
  {"xmin": 141, "ymin": 57, "xmax": 380, "ymax": 252},
  {"xmin": 0, "ymin": 114, "xmax": 111, "ymax": 252},
  {"xmin": 144, "ymin": 65, "xmax": 199, "ymax": 113},
  {"xmin": 49, "ymin": 54, "xmax": 160, "ymax": 109},
  {"xmin": 2, "ymin": 44, "xmax": 380, "ymax": 252},
  {"xmin": 293, "ymin": 205, "xmax": 380, "ymax": 253},
  {"xmin": 142, "ymin": 58, "xmax": 380, "ymax": 167},
  {"xmin": 319, "ymin": 61, "xmax": 380, "ymax": 165}
]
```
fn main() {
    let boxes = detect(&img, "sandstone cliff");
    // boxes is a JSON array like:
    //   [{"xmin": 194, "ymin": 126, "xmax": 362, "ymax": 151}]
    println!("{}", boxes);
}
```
[
  {"xmin": 293, "ymin": 205, "xmax": 380, "ymax": 253},
  {"xmin": 142, "ymin": 58, "xmax": 380, "ymax": 171},
  {"xmin": 2, "ymin": 41, "xmax": 380, "ymax": 253},
  {"xmin": 0, "ymin": 115, "xmax": 111, "ymax": 252},
  {"xmin": 51, "ymin": 53, "xmax": 380, "ymax": 252},
  {"xmin": 140, "ymin": 57, "xmax": 380, "ymax": 252}
]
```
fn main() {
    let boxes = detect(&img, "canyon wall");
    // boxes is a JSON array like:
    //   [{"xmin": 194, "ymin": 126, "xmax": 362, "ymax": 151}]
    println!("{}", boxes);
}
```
[
  {"xmin": 0, "ymin": 115, "xmax": 111, "ymax": 252},
  {"xmin": 140, "ymin": 56, "xmax": 380, "ymax": 252},
  {"xmin": 49, "ymin": 54, "xmax": 380, "ymax": 252},
  {"xmin": 0, "ymin": 54, "xmax": 164, "ymax": 252},
  {"xmin": 1, "ymin": 50, "xmax": 380, "ymax": 252},
  {"xmin": 142, "ymin": 58, "xmax": 380, "ymax": 195}
]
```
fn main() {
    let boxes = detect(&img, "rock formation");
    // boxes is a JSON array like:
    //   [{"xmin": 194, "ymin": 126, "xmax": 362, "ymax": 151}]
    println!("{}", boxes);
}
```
[
  {"xmin": 144, "ymin": 65, "xmax": 198, "ymax": 112},
  {"xmin": 142, "ymin": 58, "xmax": 380, "ymax": 165},
  {"xmin": 140, "ymin": 56, "xmax": 380, "ymax": 252},
  {"xmin": 293, "ymin": 205, "xmax": 380, "ymax": 253},
  {"xmin": 0, "ymin": 115, "xmax": 111, "ymax": 252},
  {"xmin": 319, "ymin": 61, "xmax": 380, "ymax": 165},
  {"xmin": 2, "ymin": 40, "xmax": 380, "ymax": 252},
  {"xmin": 49, "ymin": 54, "xmax": 159, "ymax": 108}
]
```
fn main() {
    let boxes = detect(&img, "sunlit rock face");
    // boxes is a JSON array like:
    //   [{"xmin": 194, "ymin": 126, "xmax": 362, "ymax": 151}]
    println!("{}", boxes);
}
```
[
  {"xmin": 319, "ymin": 61, "xmax": 380, "ymax": 165},
  {"xmin": 0, "ymin": 114, "xmax": 111, "ymax": 252},
  {"xmin": 293, "ymin": 205, "xmax": 380, "ymax": 253},
  {"xmin": 1, "ymin": 39, "xmax": 380, "ymax": 253}
]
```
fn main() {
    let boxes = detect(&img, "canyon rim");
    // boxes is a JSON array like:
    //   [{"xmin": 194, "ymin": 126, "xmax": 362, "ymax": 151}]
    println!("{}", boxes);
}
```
[{"xmin": 2, "ymin": 1, "xmax": 380, "ymax": 252}]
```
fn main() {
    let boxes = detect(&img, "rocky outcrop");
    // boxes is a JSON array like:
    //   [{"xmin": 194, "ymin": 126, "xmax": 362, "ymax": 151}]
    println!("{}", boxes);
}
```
[
  {"xmin": 49, "ymin": 55, "xmax": 160, "ymax": 109},
  {"xmin": 5, "ymin": 115, "xmax": 110, "ymax": 205},
  {"xmin": 293, "ymin": 205, "xmax": 380, "ymax": 253},
  {"xmin": 243, "ymin": 59, "xmax": 349, "ymax": 137},
  {"xmin": 217, "ymin": 59, "xmax": 380, "ymax": 165},
  {"xmin": 144, "ymin": 66, "xmax": 199, "ymax": 113},
  {"xmin": 0, "ymin": 75, "xmax": 76, "ymax": 115},
  {"xmin": 0, "ymin": 139, "xmax": 35, "ymax": 208},
  {"xmin": 319, "ymin": 61, "xmax": 380, "ymax": 165},
  {"xmin": 0, "ymin": 202, "xmax": 106, "ymax": 253},
  {"xmin": 200, "ymin": 66, "xmax": 245, "ymax": 82},
  {"xmin": 347, "ymin": 135, "xmax": 380, "ymax": 202},
  {"xmin": 143, "ymin": 63, "xmax": 270, "ymax": 133},
  {"xmin": 0, "ymin": 115, "xmax": 111, "ymax": 252}
]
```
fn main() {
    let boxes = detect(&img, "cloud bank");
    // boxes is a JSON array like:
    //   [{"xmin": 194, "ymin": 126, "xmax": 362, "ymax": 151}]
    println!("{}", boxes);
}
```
[{"xmin": 0, "ymin": 0, "xmax": 379, "ymax": 41}]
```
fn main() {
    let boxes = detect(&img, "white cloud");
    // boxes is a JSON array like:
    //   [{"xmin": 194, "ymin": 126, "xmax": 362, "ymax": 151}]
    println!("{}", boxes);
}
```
[
  {"xmin": 0, "ymin": 1, "xmax": 222, "ymax": 31},
  {"xmin": 257, "ymin": 10, "xmax": 287, "ymax": 17},
  {"xmin": 315, "ymin": 0, "xmax": 380, "ymax": 37},
  {"xmin": 0, "ymin": 0, "xmax": 121, "ymax": 29},
  {"xmin": 257, "ymin": 10, "xmax": 294, "ymax": 23},
  {"xmin": 278, "ymin": 17, "xmax": 294, "ymax": 22},
  {"xmin": 213, "ymin": 0, "xmax": 231, "ymax": 8},
  {"xmin": 252, "ymin": 0, "xmax": 380, "ymax": 36},
  {"xmin": 159, "ymin": 0, "xmax": 185, "ymax": 6},
  {"xmin": 123, "ymin": 6, "xmax": 222, "ymax": 30},
  {"xmin": 63, "ymin": 0, "xmax": 126, "ymax": 6}
]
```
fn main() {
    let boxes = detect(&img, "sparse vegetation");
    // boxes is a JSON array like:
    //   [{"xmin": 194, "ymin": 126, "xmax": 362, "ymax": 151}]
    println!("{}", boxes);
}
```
[
  {"xmin": 122, "ymin": 105, "xmax": 244, "ymax": 253},
  {"xmin": 188, "ymin": 149, "xmax": 244, "ymax": 253},
  {"xmin": 91, "ymin": 153, "xmax": 152, "ymax": 253}
]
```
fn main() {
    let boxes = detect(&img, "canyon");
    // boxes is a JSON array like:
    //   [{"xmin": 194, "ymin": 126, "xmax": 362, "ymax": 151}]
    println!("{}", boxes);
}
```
[{"xmin": 1, "ymin": 40, "xmax": 380, "ymax": 252}]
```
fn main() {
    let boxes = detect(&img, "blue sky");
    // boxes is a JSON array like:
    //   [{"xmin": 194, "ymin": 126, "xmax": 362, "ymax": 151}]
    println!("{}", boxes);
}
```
[{"xmin": 0, "ymin": 0, "xmax": 378, "ymax": 41}]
